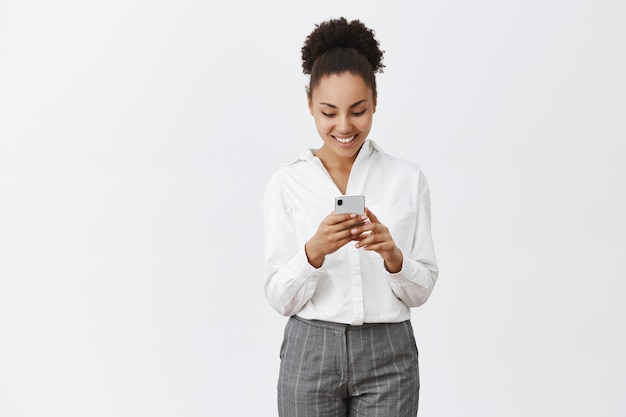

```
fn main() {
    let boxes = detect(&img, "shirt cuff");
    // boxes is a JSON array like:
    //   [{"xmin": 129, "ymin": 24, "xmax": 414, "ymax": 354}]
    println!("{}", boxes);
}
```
[
  {"xmin": 384, "ymin": 249, "xmax": 413, "ymax": 283},
  {"xmin": 290, "ymin": 245, "xmax": 326, "ymax": 280}
]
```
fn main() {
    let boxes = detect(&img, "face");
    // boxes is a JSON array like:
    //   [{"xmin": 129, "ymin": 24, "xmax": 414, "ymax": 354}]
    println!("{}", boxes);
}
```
[{"xmin": 308, "ymin": 72, "xmax": 376, "ymax": 163}]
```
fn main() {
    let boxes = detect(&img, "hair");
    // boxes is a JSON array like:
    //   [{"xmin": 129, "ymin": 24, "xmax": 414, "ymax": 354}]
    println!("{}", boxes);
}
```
[{"xmin": 302, "ymin": 17, "xmax": 385, "ymax": 100}]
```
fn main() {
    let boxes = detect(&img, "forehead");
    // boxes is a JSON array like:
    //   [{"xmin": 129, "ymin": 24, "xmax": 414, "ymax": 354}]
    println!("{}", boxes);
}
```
[{"xmin": 311, "ymin": 72, "xmax": 373, "ymax": 104}]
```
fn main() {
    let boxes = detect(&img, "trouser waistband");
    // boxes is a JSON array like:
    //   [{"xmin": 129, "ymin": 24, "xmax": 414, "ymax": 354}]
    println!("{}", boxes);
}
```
[{"xmin": 292, "ymin": 315, "xmax": 408, "ymax": 332}]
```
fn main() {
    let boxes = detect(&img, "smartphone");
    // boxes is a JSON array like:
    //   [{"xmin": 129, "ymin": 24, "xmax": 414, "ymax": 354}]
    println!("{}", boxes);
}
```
[{"xmin": 335, "ymin": 195, "xmax": 365, "ymax": 215}]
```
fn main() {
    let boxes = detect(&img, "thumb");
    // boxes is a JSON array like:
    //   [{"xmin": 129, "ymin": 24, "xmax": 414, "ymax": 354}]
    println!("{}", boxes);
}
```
[{"xmin": 364, "ymin": 207, "xmax": 379, "ymax": 223}]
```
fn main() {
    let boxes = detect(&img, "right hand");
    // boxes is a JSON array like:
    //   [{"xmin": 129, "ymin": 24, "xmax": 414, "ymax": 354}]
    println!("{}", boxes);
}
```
[{"xmin": 305, "ymin": 211, "xmax": 369, "ymax": 268}]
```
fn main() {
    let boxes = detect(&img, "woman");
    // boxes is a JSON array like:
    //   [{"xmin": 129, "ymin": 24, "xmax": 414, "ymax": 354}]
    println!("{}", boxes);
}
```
[{"xmin": 263, "ymin": 17, "xmax": 438, "ymax": 416}]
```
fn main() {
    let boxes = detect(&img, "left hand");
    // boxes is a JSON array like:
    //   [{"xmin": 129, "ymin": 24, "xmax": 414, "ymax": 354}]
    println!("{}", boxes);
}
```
[{"xmin": 351, "ymin": 207, "xmax": 403, "ymax": 273}]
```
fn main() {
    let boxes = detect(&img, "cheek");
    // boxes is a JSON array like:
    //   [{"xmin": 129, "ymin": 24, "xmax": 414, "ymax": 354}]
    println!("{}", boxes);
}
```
[
  {"xmin": 356, "ymin": 116, "xmax": 373, "ymax": 132},
  {"xmin": 314, "ymin": 116, "xmax": 333, "ymax": 132}
]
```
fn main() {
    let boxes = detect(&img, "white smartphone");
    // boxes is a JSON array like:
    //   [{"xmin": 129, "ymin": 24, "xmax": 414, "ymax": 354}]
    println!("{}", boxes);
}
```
[{"xmin": 334, "ymin": 195, "xmax": 365, "ymax": 215}]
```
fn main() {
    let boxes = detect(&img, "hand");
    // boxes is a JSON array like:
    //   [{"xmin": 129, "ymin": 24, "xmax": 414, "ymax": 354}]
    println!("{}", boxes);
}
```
[
  {"xmin": 305, "ymin": 211, "xmax": 369, "ymax": 268},
  {"xmin": 352, "ymin": 208, "xmax": 403, "ymax": 273}
]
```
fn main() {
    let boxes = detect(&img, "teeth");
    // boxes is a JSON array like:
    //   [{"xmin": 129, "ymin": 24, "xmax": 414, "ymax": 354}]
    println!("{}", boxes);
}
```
[{"xmin": 335, "ymin": 135, "xmax": 355, "ymax": 143}]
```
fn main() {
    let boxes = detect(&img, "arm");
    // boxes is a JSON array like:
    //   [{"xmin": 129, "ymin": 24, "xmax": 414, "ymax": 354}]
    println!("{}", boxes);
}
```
[
  {"xmin": 263, "ymin": 178, "xmax": 370, "ymax": 316},
  {"xmin": 352, "ymin": 171, "xmax": 438, "ymax": 307},
  {"xmin": 263, "ymin": 179, "xmax": 322, "ymax": 316},
  {"xmin": 386, "ymin": 171, "xmax": 438, "ymax": 307}
]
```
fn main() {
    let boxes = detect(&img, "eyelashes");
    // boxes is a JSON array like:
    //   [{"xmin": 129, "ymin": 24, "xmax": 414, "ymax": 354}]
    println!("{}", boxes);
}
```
[{"xmin": 321, "ymin": 110, "xmax": 366, "ymax": 118}]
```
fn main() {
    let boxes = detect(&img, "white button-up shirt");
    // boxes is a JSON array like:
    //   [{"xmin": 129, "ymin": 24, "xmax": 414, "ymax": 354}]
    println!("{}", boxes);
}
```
[{"xmin": 263, "ymin": 140, "xmax": 438, "ymax": 325}]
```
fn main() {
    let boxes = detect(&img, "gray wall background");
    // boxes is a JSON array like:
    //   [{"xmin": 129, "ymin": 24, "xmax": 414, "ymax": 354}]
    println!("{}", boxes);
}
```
[{"xmin": 1, "ymin": 0, "xmax": 625, "ymax": 416}]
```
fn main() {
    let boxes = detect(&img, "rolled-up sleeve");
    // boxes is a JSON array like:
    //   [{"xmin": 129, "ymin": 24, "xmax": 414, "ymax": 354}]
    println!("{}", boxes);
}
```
[
  {"xmin": 263, "ymin": 177, "xmax": 324, "ymax": 316},
  {"xmin": 386, "ymin": 171, "xmax": 438, "ymax": 307}
]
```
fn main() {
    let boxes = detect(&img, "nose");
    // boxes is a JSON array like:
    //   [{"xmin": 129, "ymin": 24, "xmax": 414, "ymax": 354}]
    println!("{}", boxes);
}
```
[{"xmin": 337, "ymin": 114, "xmax": 352, "ymax": 133}]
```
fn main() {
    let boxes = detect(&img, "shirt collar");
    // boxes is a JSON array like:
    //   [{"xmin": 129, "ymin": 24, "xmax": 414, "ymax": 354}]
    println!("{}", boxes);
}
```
[{"xmin": 290, "ymin": 139, "xmax": 382, "ymax": 165}]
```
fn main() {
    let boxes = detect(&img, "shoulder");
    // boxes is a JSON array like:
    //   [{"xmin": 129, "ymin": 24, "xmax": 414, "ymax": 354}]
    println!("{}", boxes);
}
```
[
  {"xmin": 367, "ymin": 141, "xmax": 431, "ymax": 193},
  {"xmin": 264, "ymin": 148, "xmax": 315, "ymax": 201},
  {"xmin": 266, "ymin": 158, "xmax": 309, "ymax": 188},
  {"xmin": 371, "ymin": 142, "xmax": 424, "ymax": 176}
]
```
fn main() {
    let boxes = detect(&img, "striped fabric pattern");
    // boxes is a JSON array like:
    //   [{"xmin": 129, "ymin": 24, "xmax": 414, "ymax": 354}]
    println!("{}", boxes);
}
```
[{"xmin": 278, "ymin": 316, "xmax": 420, "ymax": 416}]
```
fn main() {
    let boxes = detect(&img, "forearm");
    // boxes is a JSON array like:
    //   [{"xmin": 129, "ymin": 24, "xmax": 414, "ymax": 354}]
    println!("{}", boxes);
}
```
[
  {"xmin": 304, "ymin": 241, "xmax": 325, "ymax": 269},
  {"xmin": 386, "ymin": 250, "xmax": 438, "ymax": 307},
  {"xmin": 382, "ymin": 247, "xmax": 403, "ymax": 274}
]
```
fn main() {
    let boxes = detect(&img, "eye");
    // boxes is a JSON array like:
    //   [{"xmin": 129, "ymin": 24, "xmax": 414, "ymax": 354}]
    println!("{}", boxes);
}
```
[
  {"xmin": 353, "ymin": 110, "xmax": 366, "ymax": 116},
  {"xmin": 321, "ymin": 111, "xmax": 336, "ymax": 118}
]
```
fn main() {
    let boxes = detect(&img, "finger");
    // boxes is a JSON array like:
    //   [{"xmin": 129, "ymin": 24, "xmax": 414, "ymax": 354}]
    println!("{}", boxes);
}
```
[
  {"xmin": 359, "ymin": 239, "xmax": 392, "ymax": 252},
  {"xmin": 336, "ymin": 223, "xmax": 366, "ymax": 241},
  {"xmin": 354, "ymin": 232, "xmax": 379, "ymax": 248},
  {"xmin": 355, "ymin": 214, "xmax": 379, "ymax": 230},
  {"xmin": 331, "ymin": 212, "xmax": 361, "ymax": 223},
  {"xmin": 364, "ymin": 207, "xmax": 380, "ymax": 224},
  {"xmin": 347, "ymin": 222, "xmax": 374, "ymax": 240},
  {"xmin": 352, "ymin": 233, "xmax": 370, "ymax": 243},
  {"xmin": 325, "ymin": 213, "xmax": 358, "ymax": 230},
  {"xmin": 336, "ymin": 214, "xmax": 368, "ymax": 231},
  {"xmin": 355, "ymin": 228, "xmax": 391, "ymax": 247},
  {"xmin": 337, "ymin": 233, "xmax": 360, "ymax": 249}
]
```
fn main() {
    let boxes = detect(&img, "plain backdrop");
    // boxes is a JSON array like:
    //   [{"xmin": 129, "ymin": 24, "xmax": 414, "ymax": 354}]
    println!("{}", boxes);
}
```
[{"xmin": 1, "ymin": 1, "xmax": 625, "ymax": 416}]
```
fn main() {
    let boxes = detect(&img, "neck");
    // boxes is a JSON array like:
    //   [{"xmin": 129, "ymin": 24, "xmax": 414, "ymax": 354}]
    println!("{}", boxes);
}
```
[{"xmin": 314, "ymin": 143, "xmax": 363, "ymax": 171}]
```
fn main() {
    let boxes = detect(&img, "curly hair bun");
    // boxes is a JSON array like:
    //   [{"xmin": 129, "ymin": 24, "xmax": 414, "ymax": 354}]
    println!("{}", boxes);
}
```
[{"xmin": 302, "ymin": 17, "xmax": 385, "ymax": 75}]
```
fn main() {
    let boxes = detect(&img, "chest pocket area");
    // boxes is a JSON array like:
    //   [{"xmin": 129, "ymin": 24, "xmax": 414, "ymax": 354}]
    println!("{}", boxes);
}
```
[
  {"xmin": 371, "ymin": 204, "xmax": 417, "ymax": 253},
  {"xmin": 291, "ymin": 205, "xmax": 319, "ymax": 247}
]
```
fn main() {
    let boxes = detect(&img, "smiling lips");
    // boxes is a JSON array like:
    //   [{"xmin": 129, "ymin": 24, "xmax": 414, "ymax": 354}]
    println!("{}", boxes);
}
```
[{"xmin": 333, "ymin": 134, "xmax": 357, "ymax": 144}]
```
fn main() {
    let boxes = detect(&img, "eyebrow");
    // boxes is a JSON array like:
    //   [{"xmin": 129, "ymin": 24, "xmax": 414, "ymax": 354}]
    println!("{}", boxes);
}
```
[{"xmin": 318, "ymin": 99, "xmax": 368, "ymax": 109}]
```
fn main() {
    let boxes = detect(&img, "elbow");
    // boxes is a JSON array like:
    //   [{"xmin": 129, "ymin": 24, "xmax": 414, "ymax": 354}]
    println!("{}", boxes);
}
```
[
  {"xmin": 265, "ymin": 287, "xmax": 300, "ymax": 317},
  {"xmin": 405, "ymin": 289, "xmax": 434, "ymax": 308},
  {"xmin": 397, "ymin": 270, "xmax": 438, "ymax": 308},
  {"xmin": 269, "ymin": 298, "xmax": 297, "ymax": 317}
]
